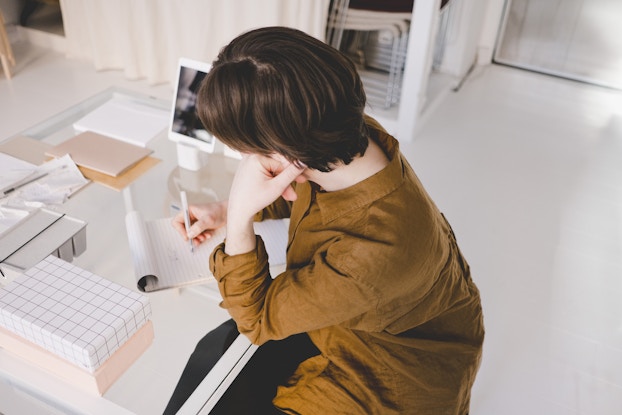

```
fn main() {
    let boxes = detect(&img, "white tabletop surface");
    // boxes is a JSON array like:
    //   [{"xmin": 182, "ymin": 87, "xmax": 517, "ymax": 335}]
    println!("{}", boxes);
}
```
[{"xmin": 0, "ymin": 88, "xmax": 240, "ymax": 414}]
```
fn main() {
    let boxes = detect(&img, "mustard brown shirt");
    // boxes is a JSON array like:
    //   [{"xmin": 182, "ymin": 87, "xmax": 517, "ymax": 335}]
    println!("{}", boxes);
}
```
[{"xmin": 210, "ymin": 122, "xmax": 485, "ymax": 414}]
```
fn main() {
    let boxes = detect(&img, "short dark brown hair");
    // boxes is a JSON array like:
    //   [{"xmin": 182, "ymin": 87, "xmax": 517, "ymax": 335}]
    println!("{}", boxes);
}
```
[{"xmin": 196, "ymin": 26, "xmax": 368, "ymax": 172}]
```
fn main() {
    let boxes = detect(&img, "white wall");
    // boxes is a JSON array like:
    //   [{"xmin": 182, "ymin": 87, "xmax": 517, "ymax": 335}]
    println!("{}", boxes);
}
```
[
  {"xmin": 477, "ymin": 0, "xmax": 507, "ymax": 64},
  {"xmin": 435, "ymin": 0, "xmax": 507, "ymax": 77},
  {"xmin": 439, "ymin": 0, "xmax": 491, "ymax": 77}
]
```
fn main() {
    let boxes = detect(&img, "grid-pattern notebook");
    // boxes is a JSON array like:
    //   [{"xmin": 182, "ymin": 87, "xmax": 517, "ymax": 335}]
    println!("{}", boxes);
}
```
[{"xmin": 0, "ymin": 255, "xmax": 152, "ymax": 372}]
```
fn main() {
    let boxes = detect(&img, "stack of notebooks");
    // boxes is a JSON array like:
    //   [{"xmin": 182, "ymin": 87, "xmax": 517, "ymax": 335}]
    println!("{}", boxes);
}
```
[
  {"xmin": 44, "ymin": 131, "xmax": 160, "ymax": 191},
  {"xmin": 0, "ymin": 255, "xmax": 154, "ymax": 395}
]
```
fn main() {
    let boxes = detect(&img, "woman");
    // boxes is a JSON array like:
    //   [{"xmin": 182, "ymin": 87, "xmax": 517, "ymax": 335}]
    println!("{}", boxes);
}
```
[{"xmin": 167, "ymin": 26, "xmax": 484, "ymax": 415}]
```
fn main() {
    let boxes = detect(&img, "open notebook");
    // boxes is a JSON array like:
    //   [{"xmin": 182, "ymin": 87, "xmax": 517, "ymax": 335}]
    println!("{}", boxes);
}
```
[{"xmin": 125, "ymin": 211, "xmax": 289, "ymax": 292}]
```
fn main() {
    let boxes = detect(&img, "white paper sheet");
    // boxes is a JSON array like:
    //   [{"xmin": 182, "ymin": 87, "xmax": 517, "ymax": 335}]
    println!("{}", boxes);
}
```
[
  {"xmin": 0, "ymin": 152, "xmax": 39, "ymax": 195},
  {"xmin": 73, "ymin": 97, "xmax": 169, "ymax": 148},
  {"xmin": 125, "ymin": 211, "xmax": 289, "ymax": 292}
]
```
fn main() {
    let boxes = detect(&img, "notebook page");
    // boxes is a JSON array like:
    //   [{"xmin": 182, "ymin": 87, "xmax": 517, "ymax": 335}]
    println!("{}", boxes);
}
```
[
  {"xmin": 126, "ymin": 214, "xmax": 289, "ymax": 292},
  {"xmin": 254, "ymin": 220, "xmax": 288, "ymax": 265},
  {"xmin": 144, "ymin": 218, "xmax": 224, "ymax": 291},
  {"xmin": 125, "ymin": 211, "xmax": 159, "ymax": 281}
]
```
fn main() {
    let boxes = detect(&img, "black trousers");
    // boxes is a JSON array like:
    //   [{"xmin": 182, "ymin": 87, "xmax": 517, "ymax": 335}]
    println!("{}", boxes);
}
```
[{"xmin": 163, "ymin": 319, "xmax": 320, "ymax": 415}]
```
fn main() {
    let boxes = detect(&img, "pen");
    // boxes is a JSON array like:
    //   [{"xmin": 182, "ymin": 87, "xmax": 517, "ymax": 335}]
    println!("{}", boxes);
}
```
[
  {"xmin": 180, "ymin": 190, "xmax": 194, "ymax": 253},
  {"xmin": 2, "ymin": 171, "xmax": 49, "ymax": 196}
]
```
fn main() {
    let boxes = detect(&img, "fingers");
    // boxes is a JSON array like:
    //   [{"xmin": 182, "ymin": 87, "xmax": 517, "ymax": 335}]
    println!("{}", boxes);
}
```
[
  {"xmin": 171, "ymin": 212, "xmax": 189, "ymax": 240},
  {"xmin": 188, "ymin": 220, "xmax": 208, "ymax": 240},
  {"xmin": 172, "ymin": 215, "xmax": 215, "ymax": 244},
  {"xmin": 281, "ymin": 184, "xmax": 298, "ymax": 201},
  {"xmin": 171, "ymin": 201, "xmax": 228, "ymax": 245},
  {"xmin": 276, "ymin": 162, "xmax": 305, "ymax": 202},
  {"xmin": 191, "ymin": 228, "xmax": 216, "ymax": 244},
  {"xmin": 261, "ymin": 159, "xmax": 305, "ymax": 198},
  {"xmin": 275, "ymin": 161, "xmax": 306, "ymax": 185}
]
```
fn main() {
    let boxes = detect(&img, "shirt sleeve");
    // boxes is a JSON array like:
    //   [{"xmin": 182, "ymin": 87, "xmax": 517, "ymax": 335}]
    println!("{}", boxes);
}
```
[
  {"xmin": 210, "ymin": 235, "xmax": 384, "ymax": 345},
  {"xmin": 253, "ymin": 197, "xmax": 293, "ymax": 221}
]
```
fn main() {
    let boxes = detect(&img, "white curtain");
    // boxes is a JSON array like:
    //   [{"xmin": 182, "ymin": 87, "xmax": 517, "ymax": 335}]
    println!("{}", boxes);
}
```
[{"xmin": 59, "ymin": 0, "xmax": 331, "ymax": 85}]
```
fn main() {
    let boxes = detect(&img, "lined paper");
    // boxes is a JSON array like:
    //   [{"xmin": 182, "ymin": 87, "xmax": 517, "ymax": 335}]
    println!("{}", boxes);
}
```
[
  {"xmin": 125, "ymin": 211, "xmax": 289, "ymax": 292},
  {"xmin": 0, "ymin": 255, "xmax": 151, "ymax": 372}
]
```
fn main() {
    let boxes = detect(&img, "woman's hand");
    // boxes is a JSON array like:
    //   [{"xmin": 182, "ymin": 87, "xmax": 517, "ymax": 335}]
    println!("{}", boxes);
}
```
[
  {"xmin": 225, "ymin": 154, "xmax": 305, "ymax": 255},
  {"xmin": 227, "ymin": 154, "xmax": 304, "ymax": 221},
  {"xmin": 172, "ymin": 200, "xmax": 228, "ymax": 246}
]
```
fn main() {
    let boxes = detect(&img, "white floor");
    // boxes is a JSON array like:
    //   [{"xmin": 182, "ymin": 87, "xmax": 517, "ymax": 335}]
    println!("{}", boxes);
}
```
[{"xmin": 2, "ymin": 37, "xmax": 622, "ymax": 415}]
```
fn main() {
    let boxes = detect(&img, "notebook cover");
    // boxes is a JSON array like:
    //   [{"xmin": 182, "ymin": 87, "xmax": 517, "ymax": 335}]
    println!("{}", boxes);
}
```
[
  {"xmin": 0, "ymin": 135, "xmax": 51, "ymax": 165},
  {"xmin": 45, "ymin": 131, "xmax": 153, "ymax": 177},
  {"xmin": 77, "ymin": 155, "xmax": 161, "ymax": 191}
]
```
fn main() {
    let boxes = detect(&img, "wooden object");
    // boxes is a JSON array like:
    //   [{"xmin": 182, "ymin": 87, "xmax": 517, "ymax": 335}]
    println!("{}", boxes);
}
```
[
  {"xmin": 77, "ymin": 155, "xmax": 160, "ymax": 191},
  {"xmin": 0, "ymin": 9, "xmax": 16, "ymax": 79}
]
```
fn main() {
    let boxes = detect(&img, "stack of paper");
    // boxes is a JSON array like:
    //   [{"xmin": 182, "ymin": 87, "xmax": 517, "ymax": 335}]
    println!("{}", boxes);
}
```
[
  {"xmin": 0, "ymin": 255, "xmax": 154, "ymax": 395},
  {"xmin": 1, "ymin": 152, "xmax": 89, "ymax": 207},
  {"xmin": 0, "ymin": 152, "xmax": 42, "ymax": 196}
]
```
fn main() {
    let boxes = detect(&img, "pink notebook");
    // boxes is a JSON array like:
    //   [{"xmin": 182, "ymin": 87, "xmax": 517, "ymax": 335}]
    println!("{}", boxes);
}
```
[{"xmin": 46, "ymin": 131, "xmax": 153, "ymax": 177}]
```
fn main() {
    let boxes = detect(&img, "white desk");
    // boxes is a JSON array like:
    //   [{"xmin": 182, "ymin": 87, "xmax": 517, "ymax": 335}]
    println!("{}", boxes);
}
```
[{"xmin": 0, "ymin": 88, "xmax": 241, "ymax": 414}]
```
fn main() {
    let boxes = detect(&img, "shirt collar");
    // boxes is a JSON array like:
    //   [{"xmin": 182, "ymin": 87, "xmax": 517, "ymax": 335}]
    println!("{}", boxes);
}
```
[{"xmin": 314, "ymin": 128, "xmax": 404, "ymax": 224}]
